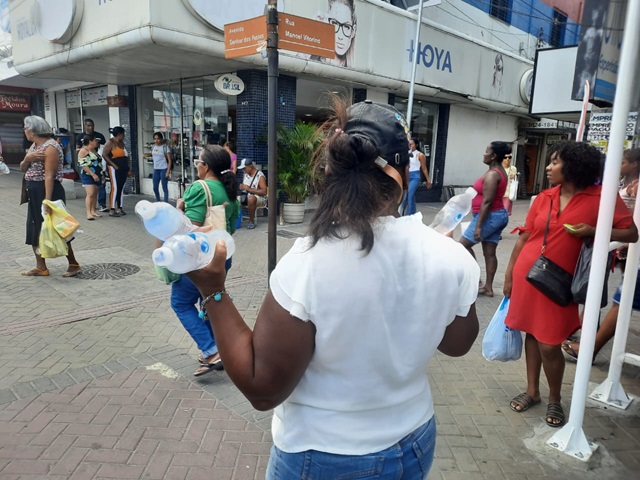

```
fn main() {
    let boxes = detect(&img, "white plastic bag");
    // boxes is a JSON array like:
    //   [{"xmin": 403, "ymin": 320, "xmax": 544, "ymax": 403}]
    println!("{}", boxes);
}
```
[
  {"xmin": 508, "ymin": 178, "xmax": 518, "ymax": 201},
  {"xmin": 0, "ymin": 161, "xmax": 9, "ymax": 175},
  {"xmin": 482, "ymin": 297, "xmax": 522, "ymax": 362}
]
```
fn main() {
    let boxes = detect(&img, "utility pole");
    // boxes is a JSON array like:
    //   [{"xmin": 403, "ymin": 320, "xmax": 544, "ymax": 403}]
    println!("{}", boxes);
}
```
[
  {"xmin": 406, "ymin": 0, "xmax": 425, "ymax": 131},
  {"xmin": 266, "ymin": 0, "xmax": 278, "ymax": 280}
]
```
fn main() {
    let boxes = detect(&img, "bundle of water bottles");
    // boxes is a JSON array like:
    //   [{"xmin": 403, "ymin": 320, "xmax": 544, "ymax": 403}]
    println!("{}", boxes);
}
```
[{"xmin": 135, "ymin": 200, "xmax": 235, "ymax": 274}]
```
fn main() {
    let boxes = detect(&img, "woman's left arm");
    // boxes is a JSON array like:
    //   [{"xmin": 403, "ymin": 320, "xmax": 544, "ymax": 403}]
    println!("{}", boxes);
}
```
[
  {"xmin": 474, "ymin": 171, "xmax": 500, "ymax": 241},
  {"xmin": 418, "ymin": 152, "xmax": 432, "ymax": 189},
  {"xmin": 165, "ymin": 151, "xmax": 172, "ymax": 178},
  {"xmin": 186, "ymin": 242, "xmax": 315, "ymax": 411}
]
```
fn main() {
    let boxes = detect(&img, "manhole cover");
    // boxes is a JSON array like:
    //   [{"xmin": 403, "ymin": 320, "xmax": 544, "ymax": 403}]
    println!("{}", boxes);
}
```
[
  {"xmin": 76, "ymin": 263, "xmax": 141, "ymax": 280},
  {"xmin": 276, "ymin": 230, "xmax": 305, "ymax": 239}
]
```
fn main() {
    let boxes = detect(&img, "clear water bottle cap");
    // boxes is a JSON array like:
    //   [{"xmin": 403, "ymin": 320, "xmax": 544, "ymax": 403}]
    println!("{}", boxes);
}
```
[
  {"xmin": 152, "ymin": 246, "xmax": 174, "ymax": 267},
  {"xmin": 135, "ymin": 200, "xmax": 156, "ymax": 220}
]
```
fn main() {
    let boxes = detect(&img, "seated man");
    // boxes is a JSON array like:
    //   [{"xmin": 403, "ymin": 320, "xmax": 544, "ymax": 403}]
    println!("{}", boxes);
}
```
[{"xmin": 238, "ymin": 158, "xmax": 267, "ymax": 229}]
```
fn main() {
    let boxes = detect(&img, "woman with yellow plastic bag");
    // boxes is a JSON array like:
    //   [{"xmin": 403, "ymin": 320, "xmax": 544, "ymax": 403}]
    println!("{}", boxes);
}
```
[{"xmin": 20, "ymin": 116, "xmax": 81, "ymax": 277}]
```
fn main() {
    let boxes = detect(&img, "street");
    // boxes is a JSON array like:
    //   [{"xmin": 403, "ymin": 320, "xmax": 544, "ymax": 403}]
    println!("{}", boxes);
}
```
[{"xmin": 0, "ymin": 171, "xmax": 639, "ymax": 480}]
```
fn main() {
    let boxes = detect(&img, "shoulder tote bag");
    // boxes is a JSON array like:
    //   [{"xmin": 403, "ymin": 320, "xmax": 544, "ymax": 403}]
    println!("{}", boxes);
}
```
[
  {"xmin": 525, "ymin": 199, "xmax": 574, "ymax": 306},
  {"xmin": 197, "ymin": 180, "xmax": 227, "ymax": 230}
]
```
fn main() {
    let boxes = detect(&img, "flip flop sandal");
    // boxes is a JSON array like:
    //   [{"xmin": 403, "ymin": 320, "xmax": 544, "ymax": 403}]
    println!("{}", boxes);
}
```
[
  {"xmin": 193, "ymin": 358, "xmax": 224, "ymax": 377},
  {"xmin": 546, "ymin": 403, "xmax": 565, "ymax": 428},
  {"xmin": 562, "ymin": 340, "xmax": 579, "ymax": 360},
  {"xmin": 247, "ymin": 223, "xmax": 256, "ymax": 229},
  {"xmin": 62, "ymin": 264, "xmax": 81, "ymax": 278},
  {"xmin": 510, "ymin": 392, "xmax": 541, "ymax": 412},
  {"xmin": 21, "ymin": 267, "xmax": 49, "ymax": 277}
]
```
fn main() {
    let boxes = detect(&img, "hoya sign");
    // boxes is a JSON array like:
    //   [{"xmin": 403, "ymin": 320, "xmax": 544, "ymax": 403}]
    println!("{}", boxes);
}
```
[{"xmin": 214, "ymin": 74, "xmax": 245, "ymax": 96}]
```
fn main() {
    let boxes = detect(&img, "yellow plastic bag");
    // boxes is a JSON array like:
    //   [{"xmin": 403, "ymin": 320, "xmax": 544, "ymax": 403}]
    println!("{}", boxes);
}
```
[
  {"xmin": 43, "ymin": 199, "xmax": 80, "ymax": 239},
  {"xmin": 39, "ymin": 213, "xmax": 68, "ymax": 258}
]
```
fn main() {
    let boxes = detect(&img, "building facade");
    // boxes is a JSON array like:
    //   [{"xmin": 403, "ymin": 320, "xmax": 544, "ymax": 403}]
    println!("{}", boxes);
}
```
[{"xmin": 8, "ymin": 0, "xmax": 584, "ymax": 200}]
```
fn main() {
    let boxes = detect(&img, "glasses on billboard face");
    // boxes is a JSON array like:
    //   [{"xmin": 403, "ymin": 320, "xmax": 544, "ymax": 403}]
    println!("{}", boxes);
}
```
[
  {"xmin": 505, "ymin": 155, "xmax": 512, "ymax": 159},
  {"xmin": 328, "ymin": 18, "xmax": 354, "ymax": 37}
]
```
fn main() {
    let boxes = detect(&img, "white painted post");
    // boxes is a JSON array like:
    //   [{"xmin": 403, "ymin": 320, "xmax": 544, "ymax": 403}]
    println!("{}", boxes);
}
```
[{"xmin": 547, "ymin": 0, "xmax": 640, "ymax": 462}]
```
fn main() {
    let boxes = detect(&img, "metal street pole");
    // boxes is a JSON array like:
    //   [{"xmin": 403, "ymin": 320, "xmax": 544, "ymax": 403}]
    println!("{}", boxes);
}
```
[
  {"xmin": 267, "ymin": 0, "xmax": 278, "ymax": 280},
  {"xmin": 406, "ymin": 0, "xmax": 425, "ymax": 131}
]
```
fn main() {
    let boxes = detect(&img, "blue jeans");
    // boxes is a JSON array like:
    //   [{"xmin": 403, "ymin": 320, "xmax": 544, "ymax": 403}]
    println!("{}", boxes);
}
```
[
  {"xmin": 170, "ymin": 258, "xmax": 232, "ymax": 359},
  {"xmin": 402, "ymin": 171, "xmax": 421, "ymax": 216},
  {"xmin": 153, "ymin": 168, "xmax": 169, "ymax": 202},
  {"xmin": 98, "ymin": 181, "xmax": 106, "ymax": 207},
  {"xmin": 266, "ymin": 417, "xmax": 436, "ymax": 479}
]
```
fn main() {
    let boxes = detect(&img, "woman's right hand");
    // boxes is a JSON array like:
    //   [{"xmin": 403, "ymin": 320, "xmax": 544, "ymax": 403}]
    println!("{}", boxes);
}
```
[
  {"xmin": 503, "ymin": 274, "xmax": 512, "ymax": 298},
  {"xmin": 24, "ymin": 151, "xmax": 45, "ymax": 163},
  {"xmin": 92, "ymin": 174, "xmax": 100, "ymax": 182},
  {"xmin": 176, "ymin": 198, "xmax": 185, "ymax": 211}
]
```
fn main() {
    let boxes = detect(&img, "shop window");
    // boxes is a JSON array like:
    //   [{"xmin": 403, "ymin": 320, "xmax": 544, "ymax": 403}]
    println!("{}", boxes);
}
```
[
  {"xmin": 550, "ymin": 10, "xmax": 567, "ymax": 47},
  {"xmin": 490, "ymin": 0, "xmax": 511, "ymax": 24},
  {"xmin": 393, "ymin": 98, "xmax": 438, "ymax": 183},
  {"xmin": 138, "ymin": 79, "xmax": 229, "ymax": 191}
]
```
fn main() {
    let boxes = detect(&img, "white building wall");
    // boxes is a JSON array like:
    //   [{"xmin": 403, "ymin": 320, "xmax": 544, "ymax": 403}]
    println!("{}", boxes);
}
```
[{"xmin": 443, "ymin": 105, "xmax": 519, "ymax": 185}]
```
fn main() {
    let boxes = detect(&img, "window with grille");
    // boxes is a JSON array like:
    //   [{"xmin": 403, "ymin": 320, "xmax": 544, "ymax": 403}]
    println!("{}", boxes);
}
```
[
  {"xmin": 490, "ymin": 0, "xmax": 512, "ymax": 23},
  {"xmin": 550, "ymin": 10, "xmax": 567, "ymax": 47}
]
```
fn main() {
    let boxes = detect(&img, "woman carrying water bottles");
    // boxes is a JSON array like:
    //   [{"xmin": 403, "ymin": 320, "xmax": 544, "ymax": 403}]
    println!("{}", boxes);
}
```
[{"xmin": 173, "ymin": 144, "xmax": 240, "ymax": 376}]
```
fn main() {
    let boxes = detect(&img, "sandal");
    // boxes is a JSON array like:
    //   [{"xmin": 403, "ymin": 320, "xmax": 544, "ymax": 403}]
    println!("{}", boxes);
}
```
[
  {"xmin": 21, "ymin": 267, "xmax": 49, "ymax": 277},
  {"xmin": 562, "ymin": 340, "xmax": 578, "ymax": 360},
  {"xmin": 510, "ymin": 392, "xmax": 541, "ymax": 412},
  {"xmin": 247, "ymin": 223, "xmax": 256, "ymax": 230},
  {"xmin": 546, "ymin": 403, "xmax": 565, "ymax": 427},
  {"xmin": 62, "ymin": 264, "xmax": 81, "ymax": 278},
  {"xmin": 193, "ymin": 357, "xmax": 224, "ymax": 377}
]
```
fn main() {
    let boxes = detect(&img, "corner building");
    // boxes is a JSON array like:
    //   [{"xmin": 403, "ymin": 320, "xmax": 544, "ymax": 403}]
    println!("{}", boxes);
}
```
[{"xmin": 9, "ymin": 0, "xmax": 580, "ymax": 201}]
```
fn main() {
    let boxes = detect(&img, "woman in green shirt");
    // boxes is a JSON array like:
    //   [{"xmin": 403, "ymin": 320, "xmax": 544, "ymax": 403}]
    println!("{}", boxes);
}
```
[{"xmin": 173, "ymin": 145, "xmax": 240, "ymax": 376}]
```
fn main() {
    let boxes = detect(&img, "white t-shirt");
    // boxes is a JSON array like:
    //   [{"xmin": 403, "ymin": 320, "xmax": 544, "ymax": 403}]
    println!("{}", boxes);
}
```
[
  {"xmin": 152, "ymin": 144, "xmax": 169, "ymax": 170},
  {"xmin": 269, "ymin": 213, "xmax": 480, "ymax": 455}
]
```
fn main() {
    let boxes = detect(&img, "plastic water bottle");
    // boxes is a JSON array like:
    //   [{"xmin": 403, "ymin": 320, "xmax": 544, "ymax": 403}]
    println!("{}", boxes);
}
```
[
  {"xmin": 429, "ymin": 187, "xmax": 478, "ymax": 235},
  {"xmin": 135, "ymin": 200, "xmax": 194, "ymax": 241},
  {"xmin": 152, "ymin": 230, "xmax": 235, "ymax": 274}
]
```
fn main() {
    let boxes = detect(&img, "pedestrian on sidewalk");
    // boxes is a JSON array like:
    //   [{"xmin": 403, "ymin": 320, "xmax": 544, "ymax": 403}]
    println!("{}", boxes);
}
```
[
  {"xmin": 401, "ymin": 137, "xmax": 432, "ymax": 216},
  {"xmin": 173, "ymin": 144, "xmax": 239, "ymax": 377},
  {"xmin": 77, "ymin": 133, "xmax": 104, "ymax": 220},
  {"xmin": 76, "ymin": 119, "xmax": 108, "ymax": 212},
  {"xmin": 459, "ymin": 141, "xmax": 511, "ymax": 297},
  {"xmin": 151, "ymin": 132, "xmax": 172, "ymax": 202},
  {"xmin": 186, "ymin": 99, "xmax": 480, "ymax": 478},
  {"xmin": 502, "ymin": 153, "xmax": 517, "ymax": 215},
  {"xmin": 504, "ymin": 141, "xmax": 637, "ymax": 428},
  {"xmin": 20, "ymin": 115, "xmax": 81, "ymax": 277},
  {"xmin": 103, "ymin": 126, "xmax": 132, "ymax": 217}
]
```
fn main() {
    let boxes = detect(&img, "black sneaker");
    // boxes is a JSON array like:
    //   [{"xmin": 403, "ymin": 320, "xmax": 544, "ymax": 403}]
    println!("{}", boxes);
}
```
[{"xmin": 98, "ymin": 205, "xmax": 109, "ymax": 212}]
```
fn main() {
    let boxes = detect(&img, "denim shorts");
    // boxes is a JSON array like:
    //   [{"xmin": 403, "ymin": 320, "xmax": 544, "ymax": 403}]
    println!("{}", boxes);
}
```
[
  {"xmin": 80, "ymin": 172, "xmax": 100, "ymax": 186},
  {"xmin": 612, "ymin": 274, "xmax": 640, "ymax": 311},
  {"xmin": 266, "ymin": 416, "xmax": 436, "ymax": 479},
  {"xmin": 462, "ymin": 209, "xmax": 509, "ymax": 245}
]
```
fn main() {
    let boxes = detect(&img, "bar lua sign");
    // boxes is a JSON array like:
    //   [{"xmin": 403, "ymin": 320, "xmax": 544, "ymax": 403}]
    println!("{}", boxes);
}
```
[{"xmin": 0, "ymin": 94, "xmax": 30, "ymax": 112}]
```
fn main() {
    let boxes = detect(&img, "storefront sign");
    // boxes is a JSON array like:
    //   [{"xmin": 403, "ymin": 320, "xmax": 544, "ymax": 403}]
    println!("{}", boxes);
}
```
[
  {"xmin": 522, "ymin": 119, "xmax": 558, "ymax": 129},
  {"xmin": 278, "ymin": 13, "xmax": 334, "ymax": 58},
  {"xmin": 224, "ymin": 15, "xmax": 267, "ymax": 59},
  {"xmin": 0, "ymin": 93, "xmax": 30, "ymax": 111},
  {"xmin": 587, "ymin": 112, "xmax": 637, "ymax": 142},
  {"xmin": 213, "ymin": 74, "xmax": 245, "ymax": 96}
]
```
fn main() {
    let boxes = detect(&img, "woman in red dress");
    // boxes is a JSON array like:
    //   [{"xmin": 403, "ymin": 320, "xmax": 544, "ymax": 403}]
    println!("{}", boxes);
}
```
[{"xmin": 503, "ymin": 141, "xmax": 637, "ymax": 427}]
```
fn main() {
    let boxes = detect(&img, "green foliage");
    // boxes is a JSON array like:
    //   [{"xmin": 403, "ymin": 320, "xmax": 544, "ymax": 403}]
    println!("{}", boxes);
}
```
[{"xmin": 277, "ymin": 121, "xmax": 323, "ymax": 204}]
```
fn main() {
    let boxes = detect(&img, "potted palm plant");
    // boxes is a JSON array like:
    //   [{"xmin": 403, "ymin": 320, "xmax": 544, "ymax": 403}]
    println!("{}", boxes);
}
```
[{"xmin": 277, "ymin": 121, "xmax": 323, "ymax": 224}]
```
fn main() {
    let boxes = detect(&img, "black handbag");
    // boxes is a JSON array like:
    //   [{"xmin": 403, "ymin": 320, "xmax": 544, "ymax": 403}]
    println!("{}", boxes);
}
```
[
  {"xmin": 572, "ymin": 238, "xmax": 611, "ymax": 308},
  {"xmin": 526, "ymin": 200, "xmax": 574, "ymax": 306}
]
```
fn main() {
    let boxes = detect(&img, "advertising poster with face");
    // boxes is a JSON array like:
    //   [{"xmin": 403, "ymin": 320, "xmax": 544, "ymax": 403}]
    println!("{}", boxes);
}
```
[
  {"xmin": 311, "ymin": 0, "xmax": 357, "ymax": 67},
  {"xmin": 571, "ymin": 0, "xmax": 608, "ymax": 101}
]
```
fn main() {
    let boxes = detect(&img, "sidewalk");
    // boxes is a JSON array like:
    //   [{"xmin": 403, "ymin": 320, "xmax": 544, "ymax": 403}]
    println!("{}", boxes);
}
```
[{"xmin": 0, "ymin": 171, "xmax": 639, "ymax": 479}]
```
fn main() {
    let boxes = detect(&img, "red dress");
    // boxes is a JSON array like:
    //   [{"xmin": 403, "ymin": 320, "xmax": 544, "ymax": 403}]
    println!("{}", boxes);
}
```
[{"xmin": 505, "ymin": 185, "xmax": 633, "ymax": 345}]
